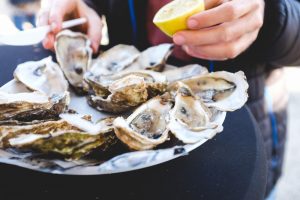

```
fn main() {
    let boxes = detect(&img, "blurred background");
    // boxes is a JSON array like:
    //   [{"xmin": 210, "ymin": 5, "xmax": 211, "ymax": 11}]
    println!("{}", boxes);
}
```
[{"xmin": 0, "ymin": 0, "xmax": 299, "ymax": 199}]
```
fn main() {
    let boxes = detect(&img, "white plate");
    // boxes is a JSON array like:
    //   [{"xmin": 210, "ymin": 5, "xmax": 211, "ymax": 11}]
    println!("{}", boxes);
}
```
[{"xmin": 0, "ymin": 78, "xmax": 226, "ymax": 175}]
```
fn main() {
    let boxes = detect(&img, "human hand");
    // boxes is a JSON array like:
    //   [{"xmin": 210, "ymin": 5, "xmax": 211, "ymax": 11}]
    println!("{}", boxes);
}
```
[
  {"xmin": 173, "ymin": 0, "xmax": 265, "ymax": 60},
  {"xmin": 37, "ymin": 0, "xmax": 102, "ymax": 52}
]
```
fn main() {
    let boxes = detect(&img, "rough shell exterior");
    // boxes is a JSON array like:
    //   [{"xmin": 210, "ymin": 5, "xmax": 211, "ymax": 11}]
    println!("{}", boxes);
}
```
[
  {"xmin": 0, "ymin": 114, "xmax": 116, "ymax": 160},
  {"xmin": 86, "ymin": 70, "xmax": 168, "ymax": 113}
]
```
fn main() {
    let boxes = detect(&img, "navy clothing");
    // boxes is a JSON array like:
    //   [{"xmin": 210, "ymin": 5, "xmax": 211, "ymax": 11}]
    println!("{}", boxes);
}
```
[{"xmin": 86, "ymin": 0, "xmax": 300, "ymax": 196}]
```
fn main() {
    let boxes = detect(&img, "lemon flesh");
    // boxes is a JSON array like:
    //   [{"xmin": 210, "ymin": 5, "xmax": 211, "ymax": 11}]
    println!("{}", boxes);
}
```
[{"xmin": 153, "ymin": 0, "xmax": 205, "ymax": 37}]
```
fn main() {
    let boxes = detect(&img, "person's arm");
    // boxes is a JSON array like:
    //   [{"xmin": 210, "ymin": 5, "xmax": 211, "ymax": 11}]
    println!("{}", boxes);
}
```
[{"xmin": 250, "ymin": 0, "xmax": 300, "ymax": 66}]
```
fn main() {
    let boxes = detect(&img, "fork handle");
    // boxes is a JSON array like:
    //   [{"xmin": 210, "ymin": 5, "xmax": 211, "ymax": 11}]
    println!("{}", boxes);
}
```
[{"xmin": 62, "ymin": 18, "xmax": 87, "ymax": 29}]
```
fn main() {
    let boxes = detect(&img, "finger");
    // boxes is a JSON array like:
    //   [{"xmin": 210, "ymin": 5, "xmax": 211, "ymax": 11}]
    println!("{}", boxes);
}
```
[
  {"xmin": 188, "ymin": 0, "xmax": 261, "ymax": 29},
  {"xmin": 38, "ymin": 9, "xmax": 52, "ymax": 49},
  {"xmin": 43, "ymin": 33, "xmax": 55, "ymax": 50},
  {"xmin": 204, "ymin": 0, "xmax": 230, "ymax": 10},
  {"xmin": 36, "ymin": 10, "xmax": 50, "ymax": 27},
  {"xmin": 184, "ymin": 30, "xmax": 259, "ymax": 60},
  {"xmin": 79, "ymin": 2, "xmax": 102, "ymax": 53},
  {"xmin": 87, "ymin": 16, "xmax": 102, "ymax": 53},
  {"xmin": 48, "ymin": 1, "xmax": 69, "ymax": 33},
  {"xmin": 174, "ymin": 9, "xmax": 263, "ymax": 46}
]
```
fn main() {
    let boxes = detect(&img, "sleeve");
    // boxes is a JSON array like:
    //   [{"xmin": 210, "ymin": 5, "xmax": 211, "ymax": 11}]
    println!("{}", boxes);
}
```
[{"xmin": 246, "ymin": 0, "xmax": 300, "ymax": 67}]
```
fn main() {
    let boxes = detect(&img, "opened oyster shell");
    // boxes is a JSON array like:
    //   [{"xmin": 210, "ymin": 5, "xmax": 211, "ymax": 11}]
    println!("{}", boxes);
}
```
[
  {"xmin": 90, "ymin": 44, "xmax": 140, "ymax": 76},
  {"xmin": 180, "ymin": 71, "xmax": 249, "ymax": 111},
  {"xmin": 168, "ymin": 83, "xmax": 226, "ymax": 144},
  {"xmin": 0, "ymin": 79, "xmax": 69, "ymax": 123},
  {"xmin": 0, "ymin": 113, "xmax": 116, "ymax": 160},
  {"xmin": 55, "ymin": 30, "xmax": 92, "ymax": 94},
  {"xmin": 163, "ymin": 64, "xmax": 208, "ymax": 83},
  {"xmin": 14, "ymin": 56, "xmax": 68, "ymax": 96},
  {"xmin": 127, "ymin": 43, "xmax": 173, "ymax": 72},
  {"xmin": 86, "ymin": 70, "xmax": 168, "ymax": 113},
  {"xmin": 114, "ymin": 95, "xmax": 172, "ymax": 150},
  {"xmin": 0, "ymin": 91, "xmax": 69, "ymax": 122}
]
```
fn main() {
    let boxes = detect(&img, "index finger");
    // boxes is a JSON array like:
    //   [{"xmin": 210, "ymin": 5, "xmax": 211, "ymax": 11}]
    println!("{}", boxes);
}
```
[{"xmin": 188, "ymin": 0, "xmax": 259, "ymax": 29}]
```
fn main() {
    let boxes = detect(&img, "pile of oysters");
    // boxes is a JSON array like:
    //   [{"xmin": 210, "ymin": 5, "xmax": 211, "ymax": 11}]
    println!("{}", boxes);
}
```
[{"xmin": 0, "ymin": 30, "xmax": 249, "ymax": 161}]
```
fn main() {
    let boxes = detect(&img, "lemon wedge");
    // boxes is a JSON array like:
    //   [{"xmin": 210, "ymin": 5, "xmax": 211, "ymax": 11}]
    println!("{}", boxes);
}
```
[{"xmin": 153, "ymin": 0, "xmax": 205, "ymax": 37}]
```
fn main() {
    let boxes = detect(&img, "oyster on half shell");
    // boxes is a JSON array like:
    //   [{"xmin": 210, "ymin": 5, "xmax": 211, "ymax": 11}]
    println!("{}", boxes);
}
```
[
  {"xmin": 86, "ymin": 70, "xmax": 168, "ymax": 113},
  {"xmin": 127, "ymin": 43, "xmax": 174, "ymax": 72},
  {"xmin": 88, "ymin": 43, "xmax": 173, "ymax": 77},
  {"xmin": 0, "ymin": 91, "xmax": 69, "ymax": 122},
  {"xmin": 114, "ymin": 95, "xmax": 172, "ymax": 150},
  {"xmin": 180, "ymin": 71, "xmax": 249, "ymax": 111},
  {"xmin": 14, "ymin": 56, "xmax": 68, "ymax": 96},
  {"xmin": 55, "ymin": 30, "xmax": 92, "ymax": 94},
  {"xmin": 163, "ymin": 64, "xmax": 208, "ymax": 83},
  {"xmin": 168, "ymin": 83, "xmax": 226, "ymax": 144},
  {"xmin": 90, "ymin": 44, "xmax": 140, "ymax": 76},
  {"xmin": 0, "ymin": 113, "xmax": 116, "ymax": 160}
]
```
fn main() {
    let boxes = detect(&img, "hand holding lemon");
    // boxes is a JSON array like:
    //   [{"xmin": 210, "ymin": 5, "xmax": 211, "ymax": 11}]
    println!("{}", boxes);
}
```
[{"xmin": 153, "ymin": 0, "xmax": 265, "ymax": 61}]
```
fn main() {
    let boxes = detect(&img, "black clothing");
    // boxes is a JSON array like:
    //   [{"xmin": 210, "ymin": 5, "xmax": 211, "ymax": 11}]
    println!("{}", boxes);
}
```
[{"xmin": 86, "ymin": 0, "xmax": 300, "ymax": 196}]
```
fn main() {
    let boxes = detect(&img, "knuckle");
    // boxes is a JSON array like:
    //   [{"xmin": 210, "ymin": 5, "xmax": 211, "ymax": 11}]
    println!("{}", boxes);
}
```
[
  {"xmin": 256, "ymin": 16, "xmax": 264, "ymax": 28},
  {"xmin": 252, "ymin": 0, "xmax": 261, "ymax": 10},
  {"xmin": 255, "ymin": 0, "xmax": 265, "ymax": 10},
  {"xmin": 225, "ymin": 4, "xmax": 238, "ymax": 19},
  {"xmin": 220, "ymin": 26, "xmax": 232, "ymax": 42},
  {"xmin": 226, "ymin": 44, "xmax": 239, "ymax": 59}
]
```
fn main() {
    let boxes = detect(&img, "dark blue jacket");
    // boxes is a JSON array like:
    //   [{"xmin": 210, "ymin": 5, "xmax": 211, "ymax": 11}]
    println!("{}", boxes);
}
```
[{"xmin": 86, "ymin": 0, "xmax": 300, "ymax": 196}]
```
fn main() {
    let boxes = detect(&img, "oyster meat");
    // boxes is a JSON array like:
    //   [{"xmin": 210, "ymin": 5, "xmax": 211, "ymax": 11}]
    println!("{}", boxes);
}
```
[
  {"xmin": 55, "ymin": 30, "xmax": 92, "ymax": 94},
  {"xmin": 114, "ymin": 95, "xmax": 172, "ymax": 150},
  {"xmin": 86, "ymin": 70, "xmax": 168, "ymax": 113},
  {"xmin": 0, "ymin": 113, "xmax": 116, "ymax": 160},
  {"xmin": 90, "ymin": 44, "xmax": 140, "ymax": 76},
  {"xmin": 168, "ymin": 83, "xmax": 226, "ymax": 144},
  {"xmin": 180, "ymin": 71, "xmax": 249, "ymax": 111},
  {"xmin": 14, "ymin": 56, "xmax": 68, "ymax": 96}
]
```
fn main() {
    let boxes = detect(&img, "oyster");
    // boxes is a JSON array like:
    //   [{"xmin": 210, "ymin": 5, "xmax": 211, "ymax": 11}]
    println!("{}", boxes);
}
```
[
  {"xmin": 55, "ymin": 30, "xmax": 92, "ymax": 94},
  {"xmin": 180, "ymin": 71, "xmax": 249, "ymax": 111},
  {"xmin": 90, "ymin": 44, "xmax": 140, "ymax": 76},
  {"xmin": 14, "ymin": 56, "xmax": 68, "ymax": 96},
  {"xmin": 0, "ymin": 113, "xmax": 116, "ymax": 160},
  {"xmin": 168, "ymin": 83, "xmax": 226, "ymax": 144},
  {"xmin": 163, "ymin": 64, "xmax": 208, "ymax": 83},
  {"xmin": 0, "ymin": 91, "xmax": 69, "ymax": 122},
  {"xmin": 128, "ymin": 43, "xmax": 173, "ymax": 72},
  {"xmin": 114, "ymin": 95, "xmax": 172, "ymax": 150},
  {"xmin": 86, "ymin": 70, "xmax": 168, "ymax": 113}
]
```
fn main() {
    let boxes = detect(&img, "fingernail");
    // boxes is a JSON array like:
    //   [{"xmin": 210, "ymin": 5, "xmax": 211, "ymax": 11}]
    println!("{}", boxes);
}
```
[
  {"xmin": 188, "ymin": 19, "xmax": 198, "ymax": 29},
  {"xmin": 173, "ymin": 35, "xmax": 185, "ymax": 45}
]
